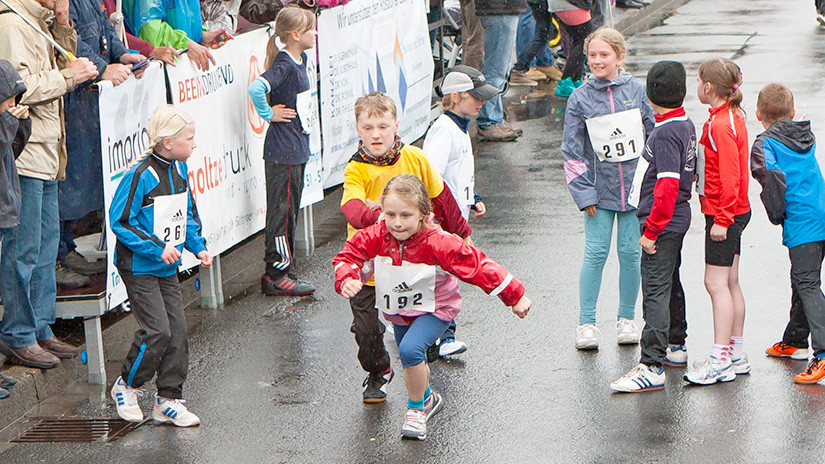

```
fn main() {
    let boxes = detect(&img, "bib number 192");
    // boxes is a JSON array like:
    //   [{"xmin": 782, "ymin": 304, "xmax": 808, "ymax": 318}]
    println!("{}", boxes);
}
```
[
  {"xmin": 384, "ymin": 293, "xmax": 423, "ymax": 310},
  {"xmin": 602, "ymin": 139, "xmax": 636, "ymax": 159}
]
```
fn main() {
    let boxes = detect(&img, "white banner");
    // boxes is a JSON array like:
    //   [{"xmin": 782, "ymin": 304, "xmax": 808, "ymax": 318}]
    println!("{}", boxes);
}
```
[
  {"xmin": 318, "ymin": 0, "xmax": 433, "ymax": 188},
  {"xmin": 99, "ymin": 63, "xmax": 167, "ymax": 310}
]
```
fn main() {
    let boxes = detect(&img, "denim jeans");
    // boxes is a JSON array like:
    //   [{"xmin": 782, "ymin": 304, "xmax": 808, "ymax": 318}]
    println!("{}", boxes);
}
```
[
  {"xmin": 579, "ymin": 208, "xmax": 640, "ymax": 325},
  {"xmin": 477, "ymin": 15, "xmax": 518, "ymax": 129},
  {"xmin": 0, "ymin": 177, "xmax": 58, "ymax": 348},
  {"xmin": 514, "ymin": 4, "xmax": 555, "ymax": 72}
]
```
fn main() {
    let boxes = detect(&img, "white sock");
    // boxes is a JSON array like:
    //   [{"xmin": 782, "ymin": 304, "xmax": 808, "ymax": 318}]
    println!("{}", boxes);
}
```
[
  {"xmin": 730, "ymin": 336, "xmax": 744, "ymax": 359},
  {"xmin": 711, "ymin": 344, "xmax": 730, "ymax": 361}
]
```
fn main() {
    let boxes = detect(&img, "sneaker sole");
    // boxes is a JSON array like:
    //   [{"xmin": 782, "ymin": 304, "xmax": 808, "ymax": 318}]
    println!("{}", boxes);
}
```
[
  {"xmin": 683, "ymin": 372, "xmax": 736, "ymax": 385},
  {"xmin": 766, "ymin": 350, "xmax": 810, "ymax": 360},
  {"xmin": 733, "ymin": 365, "xmax": 751, "ymax": 375},
  {"xmin": 153, "ymin": 417, "xmax": 200, "ymax": 427},
  {"xmin": 575, "ymin": 342, "xmax": 599, "ymax": 350},
  {"xmin": 478, "ymin": 136, "xmax": 518, "ymax": 142},
  {"xmin": 794, "ymin": 376, "xmax": 825, "ymax": 384},
  {"xmin": 617, "ymin": 337, "xmax": 640, "ymax": 345},
  {"xmin": 662, "ymin": 359, "xmax": 687, "ymax": 367},
  {"xmin": 508, "ymin": 80, "xmax": 539, "ymax": 87},
  {"xmin": 262, "ymin": 289, "xmax": 315, "ymax": 297},
  {"xmin": 439, "ymin": 346, "xmax": 467, "ymax": 357},
  {"xmin": 363, "ymin": 397, "xmax": 387, "ymax": 404},
  {"xmin": 611, "ymin": 384, "xmax": 664, "ymax": 393},
  {"xmin": 401, "ymin": 431, "xmax": 426, "ymax": 440}
]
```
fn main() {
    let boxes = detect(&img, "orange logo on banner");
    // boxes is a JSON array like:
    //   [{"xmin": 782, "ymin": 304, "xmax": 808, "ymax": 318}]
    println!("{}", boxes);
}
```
[{"xmin": 248, "ymin": 54, "xmax": 266, "ymax": 138}]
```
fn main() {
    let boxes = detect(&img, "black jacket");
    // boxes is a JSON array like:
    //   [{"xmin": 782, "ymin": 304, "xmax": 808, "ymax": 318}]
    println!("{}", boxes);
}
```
[
  {"xmin": 0, "ymin": 60, "xmax": 30, "ymax": 229},
  {"xmin": 475, "ymin": 0, "xmax": 527, "ymax": 16}
]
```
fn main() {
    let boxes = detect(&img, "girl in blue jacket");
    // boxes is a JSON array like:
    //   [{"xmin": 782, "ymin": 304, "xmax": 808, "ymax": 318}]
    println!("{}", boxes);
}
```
[
  {"xmin": 561, "ymin": 27, "xmax": 654, "ymax": 351},
  {"xmin": 109, "ymin": 105, "xmax": 212, "ymax": 427}
]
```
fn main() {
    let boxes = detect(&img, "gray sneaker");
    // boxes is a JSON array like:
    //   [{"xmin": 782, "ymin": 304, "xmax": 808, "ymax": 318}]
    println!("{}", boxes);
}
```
[
  {"xmin": 56, "ymin": 262, "xmax": 90, "ymax": 289},
  {"xmin": 477, "ymin": 124, "xmax": 518, "ymax": 142}
]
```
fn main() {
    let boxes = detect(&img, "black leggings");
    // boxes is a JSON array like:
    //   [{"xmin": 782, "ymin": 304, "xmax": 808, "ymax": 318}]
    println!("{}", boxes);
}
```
[{"xmin": 560, "ymin": 19, "xmax": 594, "ymax": 81}]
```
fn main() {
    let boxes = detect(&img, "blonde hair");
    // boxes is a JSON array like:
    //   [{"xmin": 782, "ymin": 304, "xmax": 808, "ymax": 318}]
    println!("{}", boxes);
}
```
[
  {"xmin": 130, "ymin": 105, "xmax": 194, "ymax": 168},
  {"xmin": 264, "ymin": 7, "xmax": 316, "ymax": 70},
  {"xmin": 584, "ymin": 27, "xmax": 627, "ymax": 71},
  {"xmin": 380, "ymin": 174, "xmax": 432, "ymax": 217},
  {"xmin": 441, "ymin": 92, "xmax": 471, "ymax": 111},
  {"xmin": 698, "ymin": 57, "xmax": 744, "ymax": 117},
  {"xmin": 354, "ymin": 92, "xmax": 397, "ymax": 122},
  {"xmin": 757, "ymin": 82, "xmax": 793, "ymax": 124}
]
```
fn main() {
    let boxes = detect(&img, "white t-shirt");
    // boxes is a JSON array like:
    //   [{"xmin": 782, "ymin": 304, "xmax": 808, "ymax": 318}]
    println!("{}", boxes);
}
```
[{"xmin": 422, "ymin": 113, "xmax": 475, "ymax": 220}]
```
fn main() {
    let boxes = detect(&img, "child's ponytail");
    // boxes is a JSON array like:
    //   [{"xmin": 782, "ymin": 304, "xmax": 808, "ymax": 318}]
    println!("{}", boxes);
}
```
[
  {"xmin": 264, "ymin": 6, "xmax": 317, "ymax": 70},
  {"xmin": 129, "ymin": 105, "xmax": 194, "ymax": 169},
  {"xmin": 698, "ymin": 57, "xmax": 745, "ymax": 117}
]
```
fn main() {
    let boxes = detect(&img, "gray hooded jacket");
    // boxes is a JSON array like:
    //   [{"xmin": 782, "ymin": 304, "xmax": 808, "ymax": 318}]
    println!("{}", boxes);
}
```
[
  {"xmin": 0, "ymin": 60, "xmax": 30, "ymax": 229},
  {"xmin": 561, "ymin": 72, "xmax": 655, "ymax": 212}
]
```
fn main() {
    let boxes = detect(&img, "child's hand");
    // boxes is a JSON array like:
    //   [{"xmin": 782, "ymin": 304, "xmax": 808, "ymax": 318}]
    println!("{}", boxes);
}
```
[
  {"xmin": 197, "ymin": 250, "xmax": 213, "ymax": 268},
  {"xmin": 512, "ymin": 295, "xmax": 531, "ymax": 319},
  {"xmin": 271, "ymin": 104, "xmax": 297, "ymax": 122},
  {"xmin": 639, "ymin": 235, "xmax": 656, "ymax": 254},
  {"xmin": 9, "ymin": 105, "xmax": 28, "ymax": 119},
  {"xmin": 473, "ymin": 201, "xmax": 486, "ymax": 218},
  {"xmin": 584, "ymin": 205, "xmax": 597, "ymax": 217},
  {"xmin": 340, "ymin": 278, "xmax": 363, "ymax": 298},
  {"xmin": 462, "ymin": 235, "xmax": 474, "ymax": 247},
  {"xmin": 710, "ymin": 223, "xmax": 728, "ymax": 242},
  {"xmin": 161, "ymin": 243, "xmax": 182, "ymax": 265}
]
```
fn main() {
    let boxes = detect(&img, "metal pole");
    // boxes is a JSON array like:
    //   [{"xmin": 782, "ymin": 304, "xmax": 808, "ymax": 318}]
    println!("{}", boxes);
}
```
[
  {"xmin": 606, "ymin": 0, "xmax": 614, "ymax": 28},
  {"xmin": 0, "ymin": 0, "xmax": 76, "ymax": 61}
]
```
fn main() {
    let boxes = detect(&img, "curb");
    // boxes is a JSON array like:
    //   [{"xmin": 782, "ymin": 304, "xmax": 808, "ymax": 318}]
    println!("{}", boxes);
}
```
[{"xmin": 614, "ymin": 0, "xmax": 692, "ymax": 37}]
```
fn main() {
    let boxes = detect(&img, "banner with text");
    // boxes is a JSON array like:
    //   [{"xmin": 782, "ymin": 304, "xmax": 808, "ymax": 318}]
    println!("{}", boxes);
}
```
[{"xmin": 318, "ymin": 0, "xmax": 433, "ymax": 188}]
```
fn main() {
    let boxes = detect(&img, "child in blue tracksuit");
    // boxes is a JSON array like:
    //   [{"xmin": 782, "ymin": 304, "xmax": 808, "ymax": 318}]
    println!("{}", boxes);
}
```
[
  {"xmin": 109, "ymin": 105, "xmax": 212, "ymax": 427},
  {"xmin": 751, "ymin": 83, "xmax": 825, "ymax": 384}
]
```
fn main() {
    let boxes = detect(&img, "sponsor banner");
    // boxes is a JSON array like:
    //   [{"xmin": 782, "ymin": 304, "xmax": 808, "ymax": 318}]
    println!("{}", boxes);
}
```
[
  {"xmin": 99, "ymin": 63, "xmax": 167, "ymax": 309},
  {"xmin": 318, "ymin": 0, "xmax": 433, "ymax": 188}
]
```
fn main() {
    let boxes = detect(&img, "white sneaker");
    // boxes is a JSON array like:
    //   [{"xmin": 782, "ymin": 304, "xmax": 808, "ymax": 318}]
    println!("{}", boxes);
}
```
[
  {"xmin": 153, "ymin": 397, "xmax": 201, "ymax": 427},
  {"xmin": 610, "ymin": 363, "xmax": 665, "ymax": 392},
  {"xmin": 424, "ymin": 390, "xmax": 445, "ymax": 420},
  {"xmin": 684, "ymin": 356, "xmax": 736, "ymax": 385},
  {"xmin": 439, "ymin": 339, "xmax": 467, "ymax": 357},
  {"xmin": 110, "ymin": 376, "xmax": 144, "ymax": 422},
  {"xmin": 576, "ymin": 324, "xmax": 600, "ymax": 350},
  {"xmin": 732, "ymin": 353, "xmax": 751, "ymax": 375},
  {"xmin": 664, "ymin": 345, "xmax": 688, "ymax": 367},
  {"xmin": 401, "ymin": 408, "xmax": 427, "ymax": 440},
  {"xmin": 818, "ymin": 13, "xmax": 825, "ymax": 26},
  {"xmin": 616, "ymin": 318, "xmax": 641, "ymax": 345}
]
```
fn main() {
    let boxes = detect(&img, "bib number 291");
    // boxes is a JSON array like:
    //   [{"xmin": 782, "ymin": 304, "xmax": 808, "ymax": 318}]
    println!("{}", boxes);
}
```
[
  {"xmin": 602, "ymin": 139, "xmax": 636, "ymax": 159},
  {"xmin": 384, "ymin": 293, "xmax": 423, "ymax": 310}
]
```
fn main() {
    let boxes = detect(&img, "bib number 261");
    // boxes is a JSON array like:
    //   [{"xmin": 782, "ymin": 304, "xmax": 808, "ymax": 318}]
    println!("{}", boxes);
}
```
[
  {"xmin": 384, "ymin": 293, "xmax": 423, "ymax": 310},
  {"xmin": 602, "ymin": 139, "xmax": 636, "ymax": 159}
]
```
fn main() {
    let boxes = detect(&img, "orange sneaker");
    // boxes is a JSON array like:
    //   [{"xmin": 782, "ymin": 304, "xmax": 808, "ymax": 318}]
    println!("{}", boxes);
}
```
[
  {"xmin": 765, "ymin": 341, "xmax": 810, "ymax": 360},
  {"xmin": 794, "ymin": 357, "xmax": 825, "ymax": 384}
]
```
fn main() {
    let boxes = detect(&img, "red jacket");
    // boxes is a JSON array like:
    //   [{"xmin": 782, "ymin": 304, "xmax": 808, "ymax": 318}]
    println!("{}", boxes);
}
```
[
  {"xmin": 698, "ymin": 104, "xmax": 750, "ymax": 227},
  {"xmin": 333, "ymin": 222, "xmax": 525, "ymax": 324}
]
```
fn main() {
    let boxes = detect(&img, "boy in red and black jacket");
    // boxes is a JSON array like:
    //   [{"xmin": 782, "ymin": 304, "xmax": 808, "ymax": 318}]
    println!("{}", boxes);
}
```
[{"xmin": 611, "ymin": 61, "xmax": 696, "ymax": 392}]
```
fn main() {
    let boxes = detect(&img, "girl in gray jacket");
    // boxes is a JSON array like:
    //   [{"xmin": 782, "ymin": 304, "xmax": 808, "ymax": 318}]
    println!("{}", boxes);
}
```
[{"xmin": 561, "ymin": 28, "xmax": 655, "ymax": 350}]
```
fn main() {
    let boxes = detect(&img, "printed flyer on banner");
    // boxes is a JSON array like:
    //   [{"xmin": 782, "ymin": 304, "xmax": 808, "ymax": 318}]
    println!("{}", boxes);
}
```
[
  {"xmin": 99, "ymin": 63, "xmax": 167, "ymax": 310},
  {"xmin": 318, "ymin": 0, "xmax": 434, "ymax": 188}
]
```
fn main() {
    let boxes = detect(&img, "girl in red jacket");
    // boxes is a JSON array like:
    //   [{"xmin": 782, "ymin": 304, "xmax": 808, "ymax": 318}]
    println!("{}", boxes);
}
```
[
  {"xmin": 333, "ymin": 174, "xmax": 531, "ymax": 441},
  {"xmin": 685, "ymin": 58, "xmax": 751, "ymax": 386}
]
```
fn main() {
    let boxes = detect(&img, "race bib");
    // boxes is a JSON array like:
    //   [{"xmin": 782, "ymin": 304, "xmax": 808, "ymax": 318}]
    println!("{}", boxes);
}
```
[
  {"xmin": 296, "ymin": 88, "xmax": 317, "ymax": 134},
  {"xmin": 585, "ymin": 108, "xmax": 645, "ymax": 163},
  {"xmin": 696, "ymin": 145, "xmax": 706, "ymax": 196},
  {"xmin": 627, "ymin": 153, "xmax": 650, "ymax": 209},
  {"xmin": 153, "ymin": 192, "xmax": 188, "ymax": 246},
  {"xmin": 456, "ymin": 157, "xmax": 475, "ymax": 206},
  {"xmin": 373, "ymin": 256, "xmax": 436, "ymax": 315}
]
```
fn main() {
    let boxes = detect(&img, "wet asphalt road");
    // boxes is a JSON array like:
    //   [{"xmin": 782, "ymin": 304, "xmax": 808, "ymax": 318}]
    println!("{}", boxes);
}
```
[{"xmin": 4, "ymin": 0, "xmax": 825, "ymax": 462}]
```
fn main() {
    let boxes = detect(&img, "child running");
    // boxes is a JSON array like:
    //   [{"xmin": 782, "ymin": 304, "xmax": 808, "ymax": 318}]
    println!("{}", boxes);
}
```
[
  {"xmin": 684, "ymin": 57, "xmax": 751, "ymax": 386},
  {"xmin": 422, "ymin": 65, "xmax": 498, "ymax": 358},
  {"xmin": 333, "ymin": 174, "xmax": 531, "ymax": 440},
  {"xmin": 248, "ymin": 6, "xmax": 317, "ymax": 297},
  {"xmin": 561, "ymin": 27, "xmax": 655, "ymax": 350},
  {"xmin": 109, "ymin": 105, "xmax": 212, "ymax": 426},
  {"xmin": 340, "ymin": 92, "xmax": 471, "ymax": 404},
  {"xmin": 610, "ymin": 61, "xmax": 696, "ymax": 392},
  {"xmin": 750, "ymin": 83, "xmax": 825, "ymax": 384}
]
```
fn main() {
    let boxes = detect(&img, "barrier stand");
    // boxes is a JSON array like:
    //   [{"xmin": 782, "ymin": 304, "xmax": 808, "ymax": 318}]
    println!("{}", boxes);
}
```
[
  {"xmin": 82, "ymin": 313, "xmax": 106, "ymax": 385},
  {"xmin": 295, "ymin": 205, "xmax": 315, "ymax": 258},
  {"xmin": 199, "ymin": 255, "xmax": 224, "ymax": 309}
]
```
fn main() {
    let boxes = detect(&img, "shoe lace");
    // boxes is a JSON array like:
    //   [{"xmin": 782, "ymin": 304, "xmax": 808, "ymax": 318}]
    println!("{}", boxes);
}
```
[
  {"xmin": 162, "ymin": 398, "xmax": 190, "ymax": 414},
  {"xmin": 776, "ymin": 342, "xmax": 799, "ymax": 352},
  {"xmin": 620, "ymin": 365, "xmax": 646, "ymax": 380},
  {"xmin": 405, "ymin": 408, "xmax": 425, "ymax": 425},
  {"xmin": 805, "ymin": 357, "xmax": 825, "ymax": 374},
  {"xmin": 122, "ymin": 387, "xmax": 144, "ymax": 406}
]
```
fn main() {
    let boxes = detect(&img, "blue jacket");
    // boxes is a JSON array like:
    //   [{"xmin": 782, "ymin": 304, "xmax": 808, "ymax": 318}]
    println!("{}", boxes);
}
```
[
  {"xmin": 69, "ymin": 0, "xmax": 128, "ymax": 80},
  {"xmin": 110, "ymin": 152, "xmax": 207, "ymax": 276},
  {"xmin": 561, "ymin": 72, "xmax": 655, "ymax": 212},
  {"xmin": 750, "ymin": 118, "xmax": 825, "ymax": 249}
]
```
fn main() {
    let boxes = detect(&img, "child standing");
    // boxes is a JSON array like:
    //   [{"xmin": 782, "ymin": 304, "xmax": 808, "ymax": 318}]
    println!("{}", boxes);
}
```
[
  {"xmin": 340, "ymin": 92, "xmax": 471, "ymax": 403},
  {"xmin": 561, "ymin": 27, "xmax": 654, "ymax": 350},
  {"xmin": 422, "ymin": 65, "xmax": 498, "ymax": 358},
  {"xmin": 333, "ymin": 174, "xmax": 531, "ymax": 440},
  {"xmin": 109, "ymin": 105, "xmax": 212, "ymax": 426},
  {"xmin": 751, "ymin": 83, "xmax": 825, "ymax": 384},
  {"xmin": 610, "ymin": 61, "xmax": 696, "ymax": 392},
  {"xmin": 684, "ymin": 57, "xmax": 751, "ymax": 386},
  {"xmin": 248, "ymin": 6, "xmax": 317, "ymax": 296}
]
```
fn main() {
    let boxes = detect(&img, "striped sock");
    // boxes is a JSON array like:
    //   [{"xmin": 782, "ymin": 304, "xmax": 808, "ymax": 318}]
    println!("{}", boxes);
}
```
[
  {"xmin": 730, "ymin": 336, "xmax": 744, "ymax": 359},
  {"xmin": 711, "ymin": 344, "xmax": 729, "ymax": 362}
]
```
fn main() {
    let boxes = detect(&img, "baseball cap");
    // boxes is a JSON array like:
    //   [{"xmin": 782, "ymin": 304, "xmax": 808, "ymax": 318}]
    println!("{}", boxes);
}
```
[{"xmin": 439, "ymin": 65, "xmax": 499, "ymax": 101}]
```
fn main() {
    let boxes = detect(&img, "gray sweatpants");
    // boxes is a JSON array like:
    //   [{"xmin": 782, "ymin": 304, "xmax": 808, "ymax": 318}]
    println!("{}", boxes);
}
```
[
  {"xmin": 788, "ymin": 241, "xmax": 825, "ymax": 355},
  {"xmin": 119, "ymin": 270, "xmax": 188, "ymax": 399}
]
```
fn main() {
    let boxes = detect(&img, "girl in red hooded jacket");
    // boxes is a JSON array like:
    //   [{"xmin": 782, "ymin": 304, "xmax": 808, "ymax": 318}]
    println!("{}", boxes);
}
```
[{"xmin": 333, "ymin": 174, "xmax": 531, "ymax": 441}]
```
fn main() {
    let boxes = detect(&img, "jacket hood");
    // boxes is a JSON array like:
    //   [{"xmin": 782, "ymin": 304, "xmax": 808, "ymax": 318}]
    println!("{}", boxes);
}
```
[
  {"xmin": 0, "ymin": 60, "xmax": 26, "ymax": 104},
  {"xmin": 585, "ymin": 71, "xmax": 635, "ymax": 91},
  {"xmin": 765, "ymin": 118, "xmax": 815, "ymax": 153}
]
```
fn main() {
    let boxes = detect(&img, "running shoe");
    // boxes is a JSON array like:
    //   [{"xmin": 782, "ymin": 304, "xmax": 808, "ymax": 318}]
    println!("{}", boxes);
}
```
[
  {"xmin": 616, "ymin": 318, "xmax": 641, "ymax": 345},
  {"xmin": 401, "ymin": 408, "xmax": 427, "ymax": 440},
  {"xmin": 439, "ymin": 339, "xmax": 467, "ymax": 357},
  {"xmin": 731, "ymin": 353, "xmax": 751, "ymax": 375},
  {"xmin": 153, "ymin": 397, "xmax": 201, "ymax": 427},
  {"xmin": 610, "ymin": 363, "xmax": 665, "ymax": 392},
  {"xmin": 765, "ymin": 341, "xmax": 809, "ymax": 360},
  {"xmin": 261, "ymin": 274, "xmax": 315, "ymax": 296},
  {"xmin": 684, "ymin": 356, "xmax": 736, "ymax": 385},
  {"xmin": 664, "ymin": 345, "xmax": 688, "ymax": 367},
  {"xmin": 818, "ymin": 13, "xmax": 825, "ymax": 27},
  {"xmin": 523, "ymin": 68, "xmax": 548, "ymax": 81},
  {"xmin": 794, "ymin": 356, "xmax": 825, "ymax": 384},
  {"xmin": 362, "ymin": 369, "xmax": 394, "ymax": 403},
  {"xmin": 575, "ymin": 324, "xmax": 600, "ymax": 350},
  {"xmin": 0, "ymin": 374, "xmax": 18, "ymax": 389},
  {"xmin": 509, "ymin": 71, "xmax": 539, "ymax": 87},
  {"xmin": 424, "ymin": 390, "xmax": 444, "ymax": 420},
  {"xmin": 111, "ymin": 376, "xmax": 144, "ymax": 422}
]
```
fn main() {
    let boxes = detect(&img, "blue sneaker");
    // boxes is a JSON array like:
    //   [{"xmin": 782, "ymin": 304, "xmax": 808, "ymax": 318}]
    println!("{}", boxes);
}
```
[{"xmin": 0, "ymin": 374, "xmax": 18, "ymax": 389}]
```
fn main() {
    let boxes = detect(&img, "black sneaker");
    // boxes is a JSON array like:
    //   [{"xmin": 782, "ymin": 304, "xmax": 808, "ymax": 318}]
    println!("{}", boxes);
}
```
[
  {"xmin": 56, "ymin": 262, "xmax": 90, "ymax": 289},
  {"xmin": 362, "ymin": 369, "xmax": 394, "ymax": 403},
  {"xmin": 261, "ymin": 274, "xmax": 315, "ymax": 296},
  {"xmin": 426, "ymin": 343, "xmax": 439, "ymax": 363},
  {"xmin": 0, "ymin": 374, "xmax": 18, "ymax": 389}
]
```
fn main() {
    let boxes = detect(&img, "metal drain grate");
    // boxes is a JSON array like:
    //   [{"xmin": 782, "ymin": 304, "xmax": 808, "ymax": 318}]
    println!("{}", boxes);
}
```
[{"xmin": 11, "ymin": 417, "xmax": 145, "ymax": 443}]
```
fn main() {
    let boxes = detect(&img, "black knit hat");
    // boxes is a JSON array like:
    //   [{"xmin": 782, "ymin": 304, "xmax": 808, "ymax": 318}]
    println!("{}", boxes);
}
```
[{"xmin": 646, "ymin": 60, "xmax": 686, "ymax": 108}]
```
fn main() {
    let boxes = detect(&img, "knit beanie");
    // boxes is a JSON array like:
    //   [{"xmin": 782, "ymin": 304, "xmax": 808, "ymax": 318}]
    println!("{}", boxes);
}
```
[{"xmin": 646, "ymin": 60, "xmax": 686, "ymax": 108}]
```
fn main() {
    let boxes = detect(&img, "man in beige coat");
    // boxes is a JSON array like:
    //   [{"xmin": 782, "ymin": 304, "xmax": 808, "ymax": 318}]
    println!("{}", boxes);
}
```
[{"xmin": 0, "ymin": 0, "xmax": 97, "ymax": 368}]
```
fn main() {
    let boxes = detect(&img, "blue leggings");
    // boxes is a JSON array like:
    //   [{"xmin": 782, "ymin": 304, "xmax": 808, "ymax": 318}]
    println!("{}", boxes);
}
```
[
  {"xmin": 393, "ymin": 315, "xmax": 451, "ymax": 368},
  {"xmin": 579, "ymin": 208, "xmax": 641, "ymax": 325}
]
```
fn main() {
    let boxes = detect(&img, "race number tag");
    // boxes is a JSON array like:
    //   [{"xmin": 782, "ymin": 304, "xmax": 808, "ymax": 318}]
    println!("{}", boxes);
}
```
[
  {"xmin": 153, "ymin": 192, "xmax": 187, "ymax": 246},
  {"xmin": 373, "ymin": 256, "xmax": 436, "ymax": 315},
  {"xmin": 585, "ymin": 108, "xmax": 645, "ymax": 163},
  {"xmin": 296, "ymin": 88, "xmax": 316, "ymax": 134},
  {"xmin": 456, "ymin": 157, "xmax": 475, "ymax": 206},
  {"xmin": 695, "ymin": 145, "xmax": 706, "ymax": 196}
]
